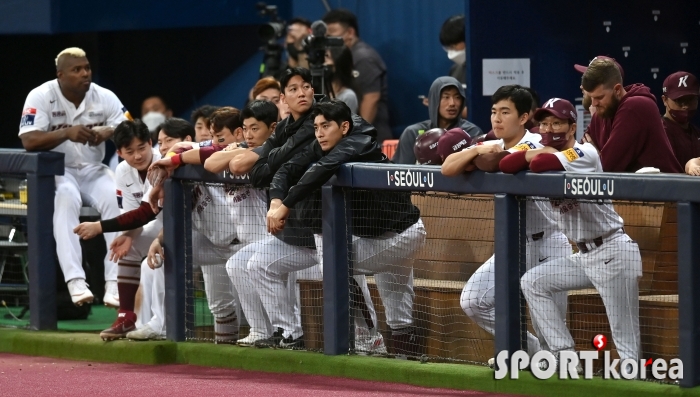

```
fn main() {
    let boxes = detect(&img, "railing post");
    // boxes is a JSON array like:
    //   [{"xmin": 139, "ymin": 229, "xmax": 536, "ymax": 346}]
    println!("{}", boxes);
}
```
[
  {"xmin": 322, "ymin": 185, "xmax": 351, "ymax": 355},
  {"xmin": 26, "ymin": 173, "xmax": 57, "ymax": 330},
  {"xmin": 677, "ymin": 201, "xmax": 700, "ymax": 388},
  {"xmin": 164, "ymin": 178, "xmax": 193, "ymax": 342},
  {"xmin": 494, "ymin": 194, "xmax": 526, "ymax": 359}
]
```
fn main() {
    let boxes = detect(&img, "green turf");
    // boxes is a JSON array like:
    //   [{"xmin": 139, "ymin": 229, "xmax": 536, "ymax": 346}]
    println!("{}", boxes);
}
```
[
  {"xmin": 0, "ymin": 305, "xmax": 115, "ymax": 331},
  {"xmin": 0, "ymin": 327, "xmax": 699, "ymax": 397}
]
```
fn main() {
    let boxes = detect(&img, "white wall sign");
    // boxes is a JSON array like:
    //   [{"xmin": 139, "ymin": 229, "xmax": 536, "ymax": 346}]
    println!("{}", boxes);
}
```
[{"xmin": 482, "ymin": 58, "xmax": 531, "ymax": 96}]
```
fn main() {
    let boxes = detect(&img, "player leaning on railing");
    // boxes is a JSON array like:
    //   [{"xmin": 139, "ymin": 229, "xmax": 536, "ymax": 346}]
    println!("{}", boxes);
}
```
[
  {"xmin": 266, "ymin": 100, "xmax": 427, "ymax": 358},
  {"xmin": 440, "ymin": 85, "xmax": 571, "ymax": 366},
  {"xmin": 500, "ymin": 97, "xmax": 642, "ymax": 373}
]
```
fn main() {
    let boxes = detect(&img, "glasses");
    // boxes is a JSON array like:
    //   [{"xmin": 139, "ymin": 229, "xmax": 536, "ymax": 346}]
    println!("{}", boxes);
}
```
[
  {"xmin": 669, "ymin": 96, "xmax": 699, "ymax": 108},
  {"xmin": 538, "ymin": 121, "xmax": 570, "ymax": 131}
]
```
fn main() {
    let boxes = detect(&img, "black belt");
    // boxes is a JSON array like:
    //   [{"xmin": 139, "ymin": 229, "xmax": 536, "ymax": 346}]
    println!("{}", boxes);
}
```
[
  {"xmin": 231, "ymin": 238, "xmax": 240, "ymax": 245},
  {"xmin": 576, "ymin": 228, "xmax": 622, "ymax": 254},
  {"xmin": 531, "ymin": 232, "xmax": 544, "ymax": 241}
]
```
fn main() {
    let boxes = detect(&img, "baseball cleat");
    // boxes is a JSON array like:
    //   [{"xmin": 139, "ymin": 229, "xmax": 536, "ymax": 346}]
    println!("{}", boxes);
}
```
[
  {"xmin": 254, "ymin": 328, "xmax": 284, "ymax": 348},
  {"xmin": 355, "ymin": 327, "xmax": 387, "ymax": 355},
  {"xmin": 279, "ymin": 334, "xmax": 305, "ymax": 350},
  {"xmin": 100, "ymin": 310, "xmax": 136, "ymax": 341},
  {"xmin": 126, "ymin": 324, "xmax": 164, "ymax": 341},
  {"xmin": 103, "ymin": 281, "xmax": 119, "ymax": 308},
  {"xmin": 487, "ymin": 357, "xmax": 495, "ymax": 368},
  {"xmin": 67, "ymin": 278, "xmax": 94, "ymax": 306},
  {"xmin": 237, "ymin": 332, "xmax": 269, "ymax": 347}
]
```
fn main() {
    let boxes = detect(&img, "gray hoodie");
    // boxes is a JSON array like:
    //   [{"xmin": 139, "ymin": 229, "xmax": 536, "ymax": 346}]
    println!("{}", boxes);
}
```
[{"xmin": 392, "ymin": 76, "xmax": 483, "ymax": 164}]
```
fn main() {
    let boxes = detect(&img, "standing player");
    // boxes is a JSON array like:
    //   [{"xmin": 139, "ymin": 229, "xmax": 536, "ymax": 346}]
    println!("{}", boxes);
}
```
[
  {"xmin": 73, "ymin": 119, "xmax": 163, "ymax": 340},
  {"xmin": 440, "ymin": 86, "xmax": 571, "ymax": 359},
  {"xmin": 266, "ymin": 100, "xmax": 426, "ymax": 357},
  {"xmin": 501, "ymin": 97, "xmax": 642, "ymax": 370},
  {"xmin": 19, "ymin": 47, "xmax": 127, "ymax": 306}
]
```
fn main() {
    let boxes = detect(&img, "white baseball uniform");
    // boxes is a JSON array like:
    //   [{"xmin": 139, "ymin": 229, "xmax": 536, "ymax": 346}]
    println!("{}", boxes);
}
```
[
  {"xmin": 461, "ymin": 131, "xmax": 571, "ymax": 355},
  {"xmin": 192, "ymin": 182, "xmax": 268, "ymax": 339},
  {"xmin": 135, "ymin": 259, "xmax": 165, "ymax": 337},
  {"xmin": 19, "ymin": 80, "xmax": 127, "ymax": 283},
  {"xmin": 520, "ymin": 142, "xmax": 642, "ymax": 361}
]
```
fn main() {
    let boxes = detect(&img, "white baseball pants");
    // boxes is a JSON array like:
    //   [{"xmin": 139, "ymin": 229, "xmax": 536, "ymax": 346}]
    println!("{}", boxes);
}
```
[{"xmin": 135, "ymin": 259, "xmax": 166, "ymax": 336}]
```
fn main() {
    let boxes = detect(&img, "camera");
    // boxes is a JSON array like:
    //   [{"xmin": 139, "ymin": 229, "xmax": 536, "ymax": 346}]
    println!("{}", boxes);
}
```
[
  {"xmin": 256, "ymin": 2, "xmax": 285, "ymax": 44},
  {"xmin": 301, "ymin": 21, "xmax": 344, "ymax": 68}
]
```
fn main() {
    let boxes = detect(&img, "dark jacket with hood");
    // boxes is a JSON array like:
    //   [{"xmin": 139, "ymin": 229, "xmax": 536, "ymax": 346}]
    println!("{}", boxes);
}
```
[
  {"xmin": 587, "ymin": 83, "xmax": 682, "ymax": 173},
  {"xmin": 392, "ymin": 76, "xmax": 482, "ymax": 164},
  {"xmin": 270, "ymin": 114, "xmax": 420, "ymax": 237}
]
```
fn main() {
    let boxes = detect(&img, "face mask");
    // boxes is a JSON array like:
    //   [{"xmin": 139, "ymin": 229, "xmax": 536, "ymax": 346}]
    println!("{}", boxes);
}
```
[
  {"xmin": 447, "ymin": 49, "xmax": 465, "ymax": 65},
  {"xmin": 142, "ymin": 112, "xmax": 167, "ymax": 133},
  {"xmin": 287, "ymin": 43, "xmax": 300, "ymax": 62},
  {"xmin": 669, "ymin": 108, "xmax": 697, "ymax": 125},
  {"xmin": 540, "ymin": 132, "xmax": 570, "ymax": 150}
]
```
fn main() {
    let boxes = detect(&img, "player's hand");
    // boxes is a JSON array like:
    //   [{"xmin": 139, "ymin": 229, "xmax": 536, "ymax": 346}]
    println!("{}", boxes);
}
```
[
  {"xmin": 147, "ymin": 238, "xmax": 164, "ymax": 269},
  {"xmin": 169, "ymin": 141, "xmax": 196, "ymax": 153},
  {"xmin": 89, "ymin": 126, "xmax": 113, "ymax": 146},
  {"xmin": 109, "ymin": 235, "xmax": 133, "ymax": 262},
  {"xmin": 151, "ymin": 157, "xmax": 178, "ymax": 174},
  {"xmin": 73, "ymin": 221, "xmax": 102, "ymax": 240},
  {"xmin": 475, "ymin": 144, "xmax": 502, "ymax": 155},
  {"xmin": 148, "ymin": 184, "xmax": 164, "ymax": 214},
  {"xmin": 222, "ymin": 143, "xmax": 240, "ymax": 152},
  {"xmin": 687, "ymin": 165, "xmax": 700, "ymax": 176},
  {"xmin": 267, "ymin": 204, "xmax": 289, "ymax": 234},
  {"xmin": 147, "ymin": 164, "xmax": 171, "ymax": 187},
  {"xmin": 581, "ymin": 133, "xmax": 599, "ymax": 153},
  {"xmin": 64, "ymin": 125, "xmax": 95, "ymax": 145}
]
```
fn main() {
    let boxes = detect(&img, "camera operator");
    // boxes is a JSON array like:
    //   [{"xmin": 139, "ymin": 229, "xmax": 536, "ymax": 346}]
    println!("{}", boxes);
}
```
[{"xmin": 286, "ymin": 17, "xmax": 312, "ymax": 69}]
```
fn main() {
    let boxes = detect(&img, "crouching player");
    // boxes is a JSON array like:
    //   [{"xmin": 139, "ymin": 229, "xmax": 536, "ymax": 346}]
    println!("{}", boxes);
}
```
[
  {"xmin": 266, "ymin": 100, "xmax": 427, "ymax": 357},
  {"xmin": 149, "ymin": 107, "xmax": 268, "ymax": 343},
  {"xmin": 499, "ymin": 97, "xmax": 642, "ymax": 370}
]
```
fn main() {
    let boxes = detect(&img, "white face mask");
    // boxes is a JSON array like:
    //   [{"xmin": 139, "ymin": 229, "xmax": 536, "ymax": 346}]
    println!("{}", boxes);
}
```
[
  {"xmin": 447, "ymin": 49, "xmax": 466, "ymax": 65},
  {"xmin": 142, "ymin": 111, "xmax": 167, "ymax": 133}
]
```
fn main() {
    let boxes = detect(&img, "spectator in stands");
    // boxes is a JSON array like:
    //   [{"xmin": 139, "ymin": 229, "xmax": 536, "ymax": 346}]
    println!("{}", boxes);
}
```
[
  {"xmin": 19, "ymin": 47, "xmax": 125, "ymax": 307},
  {"xmin": 252, "ymin": 76, "xmax": 288, "ymax": 120},
  {"xmin": 286, "ymin": 17, "xmax": 312, "ymax": 69},
  {"xmin": 439, "ymin": 15, "xmax": 466, "ymax": 86},
  {"xmin": 191, "ymin": 105, "xmax": 218, "ymax": 142},
  {"xmin": 661, "ymin": 71, "xmax": 699, "ymax": 168},
  {"xmin": 581, "ymin": 59, "xmax": 682, "ymax": 172},
  {"xmin": 266, "ymin": 100, "xmax": 426, "ymax": 357},
  {"xmin": 140, "ymin": 96, "xmax": 171, "ymax": 137},
  {"xmin": 393, "ymin": 76, "xmax": 482, "ymax": 164},
  {"xmin": 324, "ymin": 9, "xmax": 392, "ymax": 141},
  {"xmin": 326, "ymin": 46, "xmax": 358, "ymax": 113}
]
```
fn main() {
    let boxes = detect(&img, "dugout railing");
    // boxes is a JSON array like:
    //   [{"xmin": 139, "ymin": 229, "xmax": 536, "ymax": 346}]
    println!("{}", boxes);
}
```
[{"xmin": 161, "ymin": 164, "xmax": 699, "ymax": 388}]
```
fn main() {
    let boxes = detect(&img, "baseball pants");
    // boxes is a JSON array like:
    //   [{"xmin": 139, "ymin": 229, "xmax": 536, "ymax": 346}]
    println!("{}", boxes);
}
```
[
  {"xmin": 135, "ymin": 259, "xmax": 166, "ymax": 336},
  {"xmin": 461, "ymin": 232, "xmax": 571, "ymax": 355},
  {"xmin": 54, "ymin": 164, "xmax": 120, "ymax": 282},
  {"xmin": 520, "ymin": 230, "xmax": 642, "ymax": 361}
]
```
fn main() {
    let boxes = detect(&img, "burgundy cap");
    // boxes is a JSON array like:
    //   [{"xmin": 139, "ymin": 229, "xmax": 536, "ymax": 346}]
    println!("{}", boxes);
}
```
[
  {"xmin": 533, "ymin": 98, "xmax": 577, "ymax": 123},
  {"xmin": 663, "ymin": 71, "xmax": 700, "ymax": 100},
  {"xmin": 574, "ymin": 55, "xmax": 625, "ymax": 79},
  {"xmin": 437, "ymin": 127, "xmax": 473, "ymax": 160},
  {"xmin": 413, "ymin": 128, "xmax": 445, "ymax": 165}
]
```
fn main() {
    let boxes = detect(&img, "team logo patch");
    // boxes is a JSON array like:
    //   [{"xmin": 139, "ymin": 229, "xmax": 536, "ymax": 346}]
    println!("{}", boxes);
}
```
[
  {"xmin": 512, "ymin": 141, "xmax": 537, "ymax": 152},
  {"xmin": 20, "ymin": 108, "xmax": 36, "ymax": 127},
  {"xmin": 562, "ymin": 148, "xmax": 582, "ymax": 162},
  {"xmin": 116, "ymin": 189, "xmax": 123, "ymax": 209}
]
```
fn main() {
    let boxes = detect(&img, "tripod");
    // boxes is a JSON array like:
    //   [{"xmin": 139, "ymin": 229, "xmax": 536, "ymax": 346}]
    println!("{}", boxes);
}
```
[{"xmin": 310, "ymin": 63, "xmax": 335, "ymax": 103}]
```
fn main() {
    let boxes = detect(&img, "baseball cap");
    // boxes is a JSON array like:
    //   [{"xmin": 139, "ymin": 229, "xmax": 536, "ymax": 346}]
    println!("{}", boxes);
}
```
[
  {"xmin": 574, "ymin": 56, "xmax": 625, "ymax": 79},
  {"xmin": 662, "ymin": 71, "xmax": 700, "ymax": 100},
  {"xmin": 437, "ymin": 127, "xmax": 473, "ymax": 160},
  {"xmin": 533, "ymin": 98, "xmax": 577, "ymax": 123}
]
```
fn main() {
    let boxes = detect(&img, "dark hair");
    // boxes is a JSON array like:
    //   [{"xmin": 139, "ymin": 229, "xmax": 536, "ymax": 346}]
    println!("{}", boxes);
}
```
[
  {"xmin": 523, "ymin": 87, "xmax": 540, "ymax": 110},
  {"xmin": 581, "ymin": 59, "xmax": 623, "ymax": 92},
  {"xmin": 491, "ymin": 85, "xmax": 533, "ymax": 117},
  {"xmin": 241, "ymin": 100, "xmax": 278, "ymax": 127},
  {"xmin": 143, "ymin": 95, "xmax": 169, "ymax": 110},
  {"xmin": 328, "ymin": 46, "xmax": 355, "ymax": 91},
  {"xmin": 439, "ymin": 15, "xmax": 465, "ymax": 47},
  {"xmin": 190, "ymin": 105, "xmax": 219, "ymax": 126},
  {"xmin": 210, "ymin": 106, "xmax": 242, "ymax": 133},
  {"xmin": 323, "ymin": 9, "xmax": 360, "ymax": 37},
  {"xmin": 279, "ymin": 67, "xmax": 312, "ymax": 92},
  {"xmin": 289, "ymin": 17, "xmax": 311, "ymax": 28},
  {"xmin": 113, "ymin": 119, "xmax": 151, "ymax": 150},
  {"xmin": 157, "ymin": 118, "xmax": 195, "ymax": 141},
  {"xmin": 310, "ymin": 100, "xmax": 353, "ymax": 128},
  {"xmin": 252, "ymin": 77, "xmax": 281, "ymax": 99}
]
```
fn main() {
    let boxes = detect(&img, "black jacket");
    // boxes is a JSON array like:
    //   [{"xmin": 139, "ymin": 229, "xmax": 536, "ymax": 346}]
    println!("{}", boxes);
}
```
[{"xmin": 270, "ymin": 114, "xmax": 420, "ymax": 237}]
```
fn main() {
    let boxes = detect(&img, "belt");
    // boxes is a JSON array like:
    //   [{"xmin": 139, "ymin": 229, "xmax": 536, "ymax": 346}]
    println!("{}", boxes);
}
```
[
  {"xmin": 531, "ymin": 232, "xmax": 544, "ymax": 241},
  {"xmin": 231, "ymin": 238, "xmax": 240, "ymax": 245},
  {"xmin": 576, "ymin": 228, "xmax": 621, "ymax": 254}
]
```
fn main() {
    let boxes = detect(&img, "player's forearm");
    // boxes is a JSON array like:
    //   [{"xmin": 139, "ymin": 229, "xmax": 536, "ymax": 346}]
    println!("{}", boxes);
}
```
[
  {"xmin": 473, "ymin": 152, "xmax": 509, "ymax": 172},
  {"xmin": 229, "ymin": 151, "xmax": 260, "ymax": 175},
  {"xmin": 441, "ymin": 147, "xmax": 478, "ymax": 176},
  {"xmin": 204, "ymin": 148, "xmax": 248, "ymax": 173},
  {"xmin": 359, "ymin": 93, "xmax": 380, "ymax": 123},
  {"xmin": 100, "ymin": 202, "xmax": 157, "ymax": 233},
  {"xmin": 180, "ymin": 147, "xmax": 203, "ymax": 165},
  {"xmin": 20, "ymin": 130, "xmax": 68, "ymax": 151}
]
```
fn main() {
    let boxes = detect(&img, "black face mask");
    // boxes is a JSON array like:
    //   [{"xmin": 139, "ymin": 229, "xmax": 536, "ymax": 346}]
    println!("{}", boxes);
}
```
[{"xmin": 287, "ymin": 43, "xmax": 300, "ymax": 62}]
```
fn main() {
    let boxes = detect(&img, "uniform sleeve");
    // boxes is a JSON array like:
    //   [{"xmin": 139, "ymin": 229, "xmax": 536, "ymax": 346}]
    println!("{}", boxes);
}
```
[
  {"xmin": 553, "ymin": 145, "xmax": 599, "ymax": 172},
  {"xmin": 530, "ymin": 154, "xmax": 566, "ymax": 172},
  {"xmin": 103, "ymin": 89, "xmax": 128, "ymax": 128},
  {"xmin": 18, "ymin": 89, "xmax": 50, "ymax": 135},
  {"xmin": 269, "ymin": 143, "xmax": 319, "ymax": 203},
  {"xmin": 115, "ymin": 167, "xmax": 139, "ymax": 214}
]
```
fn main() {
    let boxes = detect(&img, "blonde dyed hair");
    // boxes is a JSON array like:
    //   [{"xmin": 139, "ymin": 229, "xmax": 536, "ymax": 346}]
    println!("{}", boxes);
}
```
[{"xmin": 55, "ymin": 47, "xmax": 87, "ymax": 66}]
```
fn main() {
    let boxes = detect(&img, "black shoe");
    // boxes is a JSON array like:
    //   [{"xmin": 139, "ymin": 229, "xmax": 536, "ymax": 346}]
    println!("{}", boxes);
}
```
[
  {"xmin": 254, "ymin": 327, "xmax": 284, "ymax": 348},
  {"xmin": 279, "ymin": 334, "xmax": 305, "ymax": 350},
  {"xmin": 391, "ymin": 327, "xmax": 421, "ymax": 359}
]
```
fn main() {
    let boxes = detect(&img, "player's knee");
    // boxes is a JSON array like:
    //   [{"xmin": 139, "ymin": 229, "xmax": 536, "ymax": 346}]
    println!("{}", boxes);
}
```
[
  {"xmin": 460, "ymin": 288, "xmax": 480, "ymax": 319},
  {"xmin": 520, "ymin": 272, "xmax": 537, "ymax": 295}
]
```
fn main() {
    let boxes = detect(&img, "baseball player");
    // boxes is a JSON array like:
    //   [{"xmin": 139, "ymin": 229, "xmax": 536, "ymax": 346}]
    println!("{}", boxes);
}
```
[
  {"xmin": 501, "ymin": 97, "xmax": 642, "ymax": 370},
  {"xmin": 19, "ymin": 47, "xmax": 127, "ymax": 306},
  {"xmin": 149, "ymin": 107, "xmax": 269, "ymax": 343},
  {"xmin": 440, "ymin": 86, "xmax": 571, "ymax": 359},
  {"xmin": 266, "ymin": 100, "xmax": 427, "ymax": 357},
  {"xmin": 73, "ymin": 119, "xmax": 163, "ymax": 340}
]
